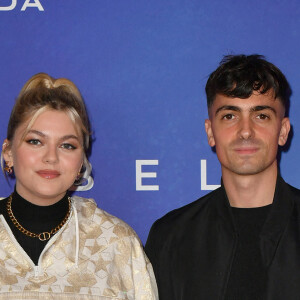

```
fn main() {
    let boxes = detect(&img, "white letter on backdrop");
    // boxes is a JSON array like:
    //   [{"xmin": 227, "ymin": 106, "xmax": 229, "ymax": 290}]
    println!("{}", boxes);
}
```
[
  {"xmin": 136, "ymin": 160, "xmax": 159, "ymax": 191},
  {"xmin": 21, "ymin": 0, "xmax": 44, "ymax": 11},
  {"xmin": 201, "ymin": 159, "xmax": 220, "ymax": 191},
  {"xmin": 0, "ymin": 0, "xmax": 17, "ymax": 11}
]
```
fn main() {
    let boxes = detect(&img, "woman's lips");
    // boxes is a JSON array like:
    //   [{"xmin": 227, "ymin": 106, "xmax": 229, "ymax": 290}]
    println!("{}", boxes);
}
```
[{"xmin": 36, "ymin": 170, "xmax": 60, "ymax": 179}]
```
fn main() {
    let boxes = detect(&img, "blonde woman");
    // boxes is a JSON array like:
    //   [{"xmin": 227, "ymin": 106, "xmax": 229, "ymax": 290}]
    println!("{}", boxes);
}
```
[{"xmin": 1, "ymin": 73, "xmax": 158, "ymax": 299}]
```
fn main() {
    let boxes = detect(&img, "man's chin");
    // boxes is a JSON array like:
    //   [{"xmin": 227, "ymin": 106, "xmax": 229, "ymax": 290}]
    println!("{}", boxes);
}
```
[{"xmin": 223, "ymin": 163, "xmax": 271, "ymax": 176}]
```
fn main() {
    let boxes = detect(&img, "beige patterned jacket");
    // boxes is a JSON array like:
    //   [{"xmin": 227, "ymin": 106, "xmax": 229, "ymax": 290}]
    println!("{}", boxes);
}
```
[{"xmin": 0, "ymin": 196, "xmax": 158, "ymax": 299}]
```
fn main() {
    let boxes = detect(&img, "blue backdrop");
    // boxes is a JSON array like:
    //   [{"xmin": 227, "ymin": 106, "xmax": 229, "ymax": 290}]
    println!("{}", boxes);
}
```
[{"xmin": 1, "ymin": 0, "xmax": 300, "ymax": 243}]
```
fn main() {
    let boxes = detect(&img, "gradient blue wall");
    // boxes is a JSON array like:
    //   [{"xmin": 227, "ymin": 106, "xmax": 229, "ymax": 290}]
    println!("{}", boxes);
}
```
[{"xmin": 0, "ymin": 0, "xmax": 300, "ymax": 243}]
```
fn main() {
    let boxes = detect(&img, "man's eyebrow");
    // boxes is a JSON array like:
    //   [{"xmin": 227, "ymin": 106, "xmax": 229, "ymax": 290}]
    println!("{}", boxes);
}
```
[
  {"xmin": 215, "ymin": 105, "xmax": 241, "ymax": 116},
  {"xmin": 215, "ymin": 105, "xmax": 277, "ymax": 116},
  {"xmin": 250, "ymin": 105, "xmax": 277, "ymax": 115}
]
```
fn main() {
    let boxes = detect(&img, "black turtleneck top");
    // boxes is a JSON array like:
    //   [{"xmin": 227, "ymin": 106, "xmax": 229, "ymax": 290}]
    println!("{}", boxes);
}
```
[{"xmin": 0, "ymin": 190, "xmax": 69, "ymax": 265}]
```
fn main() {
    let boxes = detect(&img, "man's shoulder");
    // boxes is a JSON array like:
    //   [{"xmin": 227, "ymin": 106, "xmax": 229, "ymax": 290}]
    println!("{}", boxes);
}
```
[
  {"xmin": 286, "ymin": 181, "xmax": 300, "ymax": 194},
  {"xmin": 151, "ymin": 187, "xmax": 223, "ymax": 231},
  {"xmin": 284, "ymin": 180, "xmax": 300, "ymax": 204}
]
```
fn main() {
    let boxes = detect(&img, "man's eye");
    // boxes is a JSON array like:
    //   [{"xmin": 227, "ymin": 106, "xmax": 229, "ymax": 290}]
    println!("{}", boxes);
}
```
[
  {"xmin": 26, "ymin": 139, "xmax": 41, "ymax": 145},
  {"xmin": 257, "ymin": 114, "xmax": 269, "ymax": 120},
  {"xmin": 61, "ymin": 143, "xmax": 77, "ymax": 150},
  {"xmin": 222, "ymin": 114, "xmax": 235, "ymax": 120}
]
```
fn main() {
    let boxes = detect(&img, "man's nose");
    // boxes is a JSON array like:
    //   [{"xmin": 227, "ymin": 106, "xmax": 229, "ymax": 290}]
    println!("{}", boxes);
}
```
[{"xmin": 238, "ymin": 118, "xmax": 254, "ymax": 140}]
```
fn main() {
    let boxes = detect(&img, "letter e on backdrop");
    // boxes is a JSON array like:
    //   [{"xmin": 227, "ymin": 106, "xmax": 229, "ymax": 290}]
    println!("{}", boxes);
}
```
[{"xmin": 136, "ymin": 160, "xmax": 159, "ymax": 191}]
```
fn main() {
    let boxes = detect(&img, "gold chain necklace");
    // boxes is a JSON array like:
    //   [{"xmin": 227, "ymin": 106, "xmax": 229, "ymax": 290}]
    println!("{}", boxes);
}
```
[{"xmin": 6, "ymin": 194, "xmax": 72, "ymax": 241}]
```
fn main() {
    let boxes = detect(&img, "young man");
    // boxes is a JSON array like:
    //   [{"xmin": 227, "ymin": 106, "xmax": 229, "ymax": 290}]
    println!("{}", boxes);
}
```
[{"xmin": 145, "ymin": 55, "xmax": 300, "ymax": 299}]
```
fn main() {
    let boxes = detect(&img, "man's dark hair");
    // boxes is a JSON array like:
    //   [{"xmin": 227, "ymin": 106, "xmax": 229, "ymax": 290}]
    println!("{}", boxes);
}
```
[{"xmin": 205, "ymin": 54, "xmax": 291, "ymax": 109}]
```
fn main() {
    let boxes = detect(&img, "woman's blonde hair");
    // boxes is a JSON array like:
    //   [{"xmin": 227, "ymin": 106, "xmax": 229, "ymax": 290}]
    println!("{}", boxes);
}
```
[{"xmin": 4, "ymin": 73, "xmax": 92, "ymax": 185}]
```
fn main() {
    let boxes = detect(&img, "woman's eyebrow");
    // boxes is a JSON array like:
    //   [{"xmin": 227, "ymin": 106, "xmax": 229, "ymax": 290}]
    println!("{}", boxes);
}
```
[
  {"xmin": 26, "ymin": 129, "xmax": 46, "ymax": 137},
  {"xmin": 27, "ymin": 130, "xmax": 80, "ymax": 141},
  {"xmin": 59, "ymin": 135, "xmax": 80, "ymax": 142}
]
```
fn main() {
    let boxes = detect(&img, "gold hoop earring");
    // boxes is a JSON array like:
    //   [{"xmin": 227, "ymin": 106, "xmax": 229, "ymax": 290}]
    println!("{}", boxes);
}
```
[
  {"xmin": 75, "ymin": 171, "xmax": 81, "ymax": 182},
  {"xmin": 4, "ymin": 162, "xmax": 13, "ymax": 175}
]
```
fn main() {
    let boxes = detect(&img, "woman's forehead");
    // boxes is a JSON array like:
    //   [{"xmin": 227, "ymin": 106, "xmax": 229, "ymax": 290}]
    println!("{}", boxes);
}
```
[{"xmin": 14, "ymin": 109, "xmax": 83, "ymax": 141}]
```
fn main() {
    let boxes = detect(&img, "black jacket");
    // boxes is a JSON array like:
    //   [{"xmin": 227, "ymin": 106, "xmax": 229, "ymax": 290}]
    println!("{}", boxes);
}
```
[{"xmin": 145, "ymin": 176, "xmax": 300, "ymax": 299}]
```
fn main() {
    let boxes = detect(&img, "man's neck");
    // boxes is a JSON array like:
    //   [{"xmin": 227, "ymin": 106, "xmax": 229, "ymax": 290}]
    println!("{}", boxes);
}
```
[{"xmin": 222, "ymin": 163, "xmax": 278, "ymax": 208}]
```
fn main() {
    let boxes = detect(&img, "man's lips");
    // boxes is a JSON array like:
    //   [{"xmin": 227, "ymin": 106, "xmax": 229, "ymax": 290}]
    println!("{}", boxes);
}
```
[
  {"xmin": 234, "ymin": 147, "xmax": 259, "ymax": 155},
  {"xmin": 36, "ymin": 170, "xmax": 61, "ymax": 179}
]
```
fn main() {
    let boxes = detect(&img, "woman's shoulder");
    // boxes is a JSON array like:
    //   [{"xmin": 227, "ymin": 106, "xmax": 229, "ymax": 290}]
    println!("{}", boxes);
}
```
[{"xmin": 71, "ymin": 195, "xmax": 139, "ymax": 241}]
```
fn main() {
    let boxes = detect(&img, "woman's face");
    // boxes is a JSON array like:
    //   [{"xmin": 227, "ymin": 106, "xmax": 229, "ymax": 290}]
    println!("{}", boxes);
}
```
[{"xmin": 3, "ymin": 109, "xmax": 84, "ymax": 205}]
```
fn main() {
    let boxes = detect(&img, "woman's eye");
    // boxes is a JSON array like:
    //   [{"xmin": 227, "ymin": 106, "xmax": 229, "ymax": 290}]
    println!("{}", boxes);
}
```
[
  {"xmin": 26, "ymin": 139, "xmax": 41, "ymax": 146},
  {"xmin": 61, "ymin": 143, "xmax": 77, "ymax": 150}
]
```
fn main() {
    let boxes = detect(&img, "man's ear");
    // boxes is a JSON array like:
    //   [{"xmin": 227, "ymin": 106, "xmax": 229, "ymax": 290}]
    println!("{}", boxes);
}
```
[
  {"xmin": 278, "ymin": 117, "xmax": 291, "ymax": 146},
  {"xmin": 205, "ymin": 119, "xmax": 215, "ymax": 147},
  {"xmin": 2, "ymin": 139, "xmax": 13, "ymax": 167}
]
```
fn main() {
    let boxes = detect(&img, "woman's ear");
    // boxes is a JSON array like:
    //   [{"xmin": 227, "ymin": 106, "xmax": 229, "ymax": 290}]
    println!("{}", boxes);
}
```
[{"xmin": 2, "ymin": 139, "xmax": 13, "ymax": 167}]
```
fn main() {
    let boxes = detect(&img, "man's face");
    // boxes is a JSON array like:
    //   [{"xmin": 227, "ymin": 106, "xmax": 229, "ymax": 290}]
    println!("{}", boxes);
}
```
[{"xmin": 205, "ymin": 92, "xmax": 290, "ymax": 176}]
